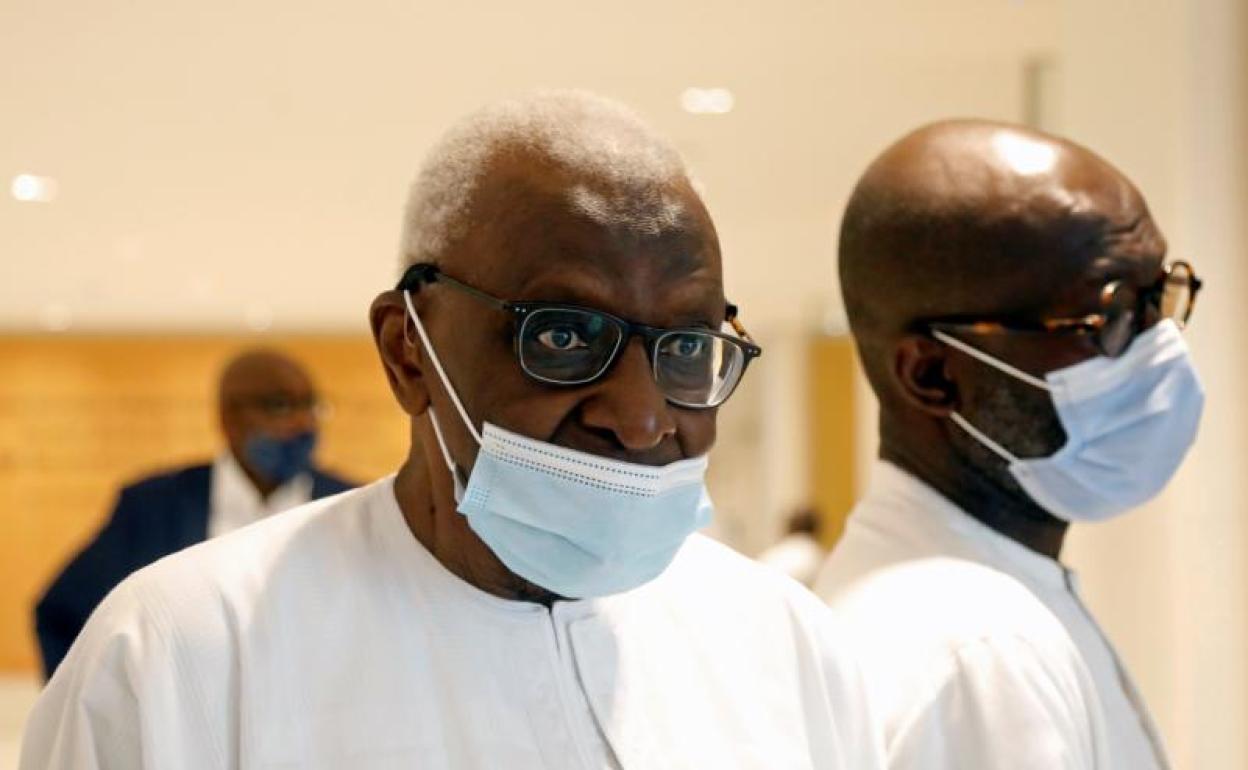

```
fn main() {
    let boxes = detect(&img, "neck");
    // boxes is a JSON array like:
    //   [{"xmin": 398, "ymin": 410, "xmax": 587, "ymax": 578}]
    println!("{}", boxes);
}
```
[
  {"xmin": 393, "ymin": 446, "xmax": 561, "ymax": 606},
  {"xmin": 880, "ymin": 422, "xmax": 1069, "ymax": 560}
]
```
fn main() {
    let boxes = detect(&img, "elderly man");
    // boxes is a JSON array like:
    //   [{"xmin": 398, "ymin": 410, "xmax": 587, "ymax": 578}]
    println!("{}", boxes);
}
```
[
  {"xmin": 22, "ymin": 92, "xmax": 882, "ymax": 769},
  {"xmin": 814, "ymin": 120, "xmax": 1204, "ymax": 768},
  {"xmin": 33, "ymin": 348, "xmax": 353, "ymax": 679}
]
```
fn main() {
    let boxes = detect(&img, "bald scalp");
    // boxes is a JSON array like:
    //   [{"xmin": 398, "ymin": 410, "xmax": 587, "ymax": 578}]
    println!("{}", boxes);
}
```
[
  {"xmin": 839, "ymin": 119, "xmax": 1162, "ymax": 401},
  {"xmin": 217, "ymin": 349, "xmax": 312, "ymax": 407}
]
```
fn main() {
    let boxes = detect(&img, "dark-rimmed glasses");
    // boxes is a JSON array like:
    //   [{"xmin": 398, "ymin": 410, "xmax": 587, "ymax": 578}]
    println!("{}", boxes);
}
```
[
  {"xmin": 928, "ymin": 260, "xmax": 1202, "ymax": 358},
  {"xmin": 397, "ymin": 263, "xmax": 763, "ymax": 409}
]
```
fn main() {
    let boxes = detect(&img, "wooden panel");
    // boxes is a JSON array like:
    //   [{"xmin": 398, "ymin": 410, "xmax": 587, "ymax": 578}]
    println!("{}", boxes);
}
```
[
  {"xmin": 807, "ymin": 335, "xmax": 858, "ymax": 549},
  {"xmin": 0, "ymin": 336, "xmax": 408, "ymax": 673}
]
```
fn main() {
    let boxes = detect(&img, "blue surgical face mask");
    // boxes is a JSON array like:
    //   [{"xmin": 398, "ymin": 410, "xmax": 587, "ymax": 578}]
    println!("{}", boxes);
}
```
[
  {"xmin": 244, "ymin": 430, "xmax": 317, "ymax": 486},
  {"xmin": 403, "ymin": 290, "xmax": 714, "ymax": 598},
  {"xmin": 932, "ymin": 319, "xmax": 1205, "ymax": 522}
]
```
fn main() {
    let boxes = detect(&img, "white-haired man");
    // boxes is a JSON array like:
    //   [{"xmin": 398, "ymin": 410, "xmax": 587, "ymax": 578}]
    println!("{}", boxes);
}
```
[{"xmin": 22, "ymin": 92, "xmax": 884, "ymax": 769}]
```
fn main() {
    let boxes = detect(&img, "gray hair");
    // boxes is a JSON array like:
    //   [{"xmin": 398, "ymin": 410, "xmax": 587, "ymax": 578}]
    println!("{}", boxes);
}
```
[{"xmin": 398, "ymin": 90, "xmax": 694, "ymax": 272}]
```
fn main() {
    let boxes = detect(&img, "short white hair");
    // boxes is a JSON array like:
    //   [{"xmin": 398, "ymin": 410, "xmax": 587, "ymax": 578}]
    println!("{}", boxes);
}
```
[{"xmin": 398, "ymin": 90, "xmax": 695, "ymax": 272}]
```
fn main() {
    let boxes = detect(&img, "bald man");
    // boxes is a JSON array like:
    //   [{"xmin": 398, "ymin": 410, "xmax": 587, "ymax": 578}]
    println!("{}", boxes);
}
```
[
  {"xmin": 34, "ymin": 349, "xmax": 354, "ymax": 678},
  {"xmin": 23, "ymin": 93, "xmax": 883, "ymax": 769},
  {"xmin": 814, "ymin": 121, "xmax": 1204, "ymax": 769}
]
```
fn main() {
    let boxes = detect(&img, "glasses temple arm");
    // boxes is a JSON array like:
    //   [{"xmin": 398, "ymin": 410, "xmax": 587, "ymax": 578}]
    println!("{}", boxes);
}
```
[
  {"xmin": 725, "ymin": 302, "xmax": 757, "ymax": 343},
  {"xmin": 397, "ymin": 264, "xmax": 510, "ymax": 309}
]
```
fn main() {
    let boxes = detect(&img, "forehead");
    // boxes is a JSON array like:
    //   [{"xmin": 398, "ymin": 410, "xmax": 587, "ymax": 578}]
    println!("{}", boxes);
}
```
[
  {"xmin": 451, "ymin": 164, "xmax": 723, "ymax": 318},
  {"xmin": 962, "ymin": 163, "xmax": 1166, "ymax": 317},
  {"xmin": 223, "ymin": 360, "xmax": 314, "ymax": 397}
]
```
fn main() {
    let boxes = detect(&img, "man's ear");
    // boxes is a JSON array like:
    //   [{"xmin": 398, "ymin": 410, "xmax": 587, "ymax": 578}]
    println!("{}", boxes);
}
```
[
  {"xmin": 893, "ymin": 334, "xmax": 959, "ymax": 417},
  {"xmin": 369, "ymin": 290, "xmax": 430, "ymax": 417}
]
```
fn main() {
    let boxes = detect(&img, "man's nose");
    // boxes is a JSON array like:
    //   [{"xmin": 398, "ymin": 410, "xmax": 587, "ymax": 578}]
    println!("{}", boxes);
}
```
[{"xmin": 579, "ymin": 339, "xmax": 677, "ymax": 452}]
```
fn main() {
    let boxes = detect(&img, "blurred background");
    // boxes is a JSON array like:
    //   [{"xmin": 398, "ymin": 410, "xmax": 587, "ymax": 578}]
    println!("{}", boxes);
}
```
[{"xmin": 2, "ymin": 0, "xmax": 1245, "ymax": 767}]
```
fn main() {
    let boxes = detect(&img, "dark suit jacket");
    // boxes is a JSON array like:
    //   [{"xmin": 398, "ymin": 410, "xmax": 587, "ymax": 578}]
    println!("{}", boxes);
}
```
[{"xmin": 34, "ymin": 462, "xmax": 354, "ymax": 679}]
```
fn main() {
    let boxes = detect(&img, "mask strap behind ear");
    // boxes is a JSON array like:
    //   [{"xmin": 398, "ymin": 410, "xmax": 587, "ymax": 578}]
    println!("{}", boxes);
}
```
[
  {"xmin": 402, "ymin": 289, "xmax": 483, "ymax": 446},
  {"xmin": 950, "ymin": 411, "xmax": 1021, "ymax": 465},
  {"xmin": 427, "ymin": 407, "xmax": 467, "ymax": 504},
  {"xmin": 931, "ymin": 329, "xmax": 1051, "ymax": 391}
]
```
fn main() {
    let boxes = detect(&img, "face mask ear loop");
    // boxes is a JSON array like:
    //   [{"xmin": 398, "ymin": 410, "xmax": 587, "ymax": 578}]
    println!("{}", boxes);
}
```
[
  {"xmin": 426, "ymin": 407, "xmax": 458, "ymax": 476},
  {"xmin": 403, "ymin": 289, "xmax": 483, "ymax": 446},
  {"xmin": 932, "ymin": 329, "xmax": 1052, "ymax": 392},
  {"xmin": 950, "ymin": 412, "xmax": 1022, "ymax": 466}
]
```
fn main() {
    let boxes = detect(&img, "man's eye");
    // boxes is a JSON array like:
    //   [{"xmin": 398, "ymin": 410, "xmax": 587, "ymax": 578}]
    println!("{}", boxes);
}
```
[
  {"xmin": 536, "ymin": 327, "xmax": 588, "ymax": 351},
  {"xmin": 663, "ymin": 335, "xmax": 708, "ymax": 359}
]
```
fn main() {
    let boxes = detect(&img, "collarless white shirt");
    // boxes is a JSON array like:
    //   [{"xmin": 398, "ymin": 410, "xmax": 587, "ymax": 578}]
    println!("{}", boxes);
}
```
[
  {"xmin": 813, "ymin": 460, "xmax": 1169, "ymax": 770},
  {"xmin": 23, "ymin": 476, "xmax": 885, "ymax": 770},
  {"xmin": 207, "ymin": 451, "xmax": 313, "ymax": 539}
]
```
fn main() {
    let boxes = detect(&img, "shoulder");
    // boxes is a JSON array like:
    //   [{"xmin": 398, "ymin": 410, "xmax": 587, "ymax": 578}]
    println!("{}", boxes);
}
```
[
  {"xmin": 84, "ymin": 482, "xmax": 385, "ymax": 651},
  {"xmin": 31, "ymin": 482, "xmax": 395, "ymax": 745},
  {"xmin": 638, "ymin": 535, "xmax": 886, "ymax": 765},
  {"xmin": 119, "ymin": 463, "xmax": 212, "ymax": 500},
  {"xmin": 50, "ymin": 483, "xmax": 384, "ymax": 676},
  {"xmin": 105, "ymin": 464, "xmax": 212, "ymax": 529},
  {"xmin": 660, "ymin": 534, "xmax": 821, "ymax": 611},
  {"xmin": 820, "ymin": 556, "xmax": 1094, "ymax": 748},
  {"xmin": 151, "ymin": 480, "xmax": 383, "ymax": 593},
  {"xmin": 883, "ymin": 632, "xmax": 1098, "ymax": 767},
  {"xmin": 826, "ymin": 555, "xmax": 1072, "ymax": 653},
  {"xmin": 309, "ymin": 467, "xmax": 357, "ymax": 496},
  {"xmin": 652, "ymin": 534, "xmax": 855, "ymax": 668}
]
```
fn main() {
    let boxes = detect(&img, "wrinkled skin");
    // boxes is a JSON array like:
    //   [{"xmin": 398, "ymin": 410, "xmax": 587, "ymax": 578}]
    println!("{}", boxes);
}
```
[{"xmin": 371, "ymin": 155, "xmax": 726, "ymax": 604}]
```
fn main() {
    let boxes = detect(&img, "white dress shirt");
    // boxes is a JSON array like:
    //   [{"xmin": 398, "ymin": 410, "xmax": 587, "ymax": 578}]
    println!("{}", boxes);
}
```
[
  {"xmin": 814, "ymin": 461, "xmax": 1169, "ymax": 770},
  {"xmin": 23, "ymin": 476, "xmax": 885, "ymax": 770},
  {"xmin": 207, "ymin": 451, "xmax": 312, "ymax": 539}
]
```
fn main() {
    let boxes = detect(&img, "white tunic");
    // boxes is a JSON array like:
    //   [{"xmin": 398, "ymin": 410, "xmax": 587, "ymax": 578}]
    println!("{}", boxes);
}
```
[
  {"xmin": 23, "ymin": 476, "xmax": 883, "ymax": 770},
  {"xmin": 814, "ymin": 461, "xmax": 1169, "ymax": 770}
]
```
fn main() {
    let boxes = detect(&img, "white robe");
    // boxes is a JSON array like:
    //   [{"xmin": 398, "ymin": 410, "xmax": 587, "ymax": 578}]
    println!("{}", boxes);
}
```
[
  {"xmin": 23, "ymin": 476, "xmax": 884, "ymax": 769},
  {"xmin": 814, "ymin": 461, "xmax": 1169, "ymax": 770}
]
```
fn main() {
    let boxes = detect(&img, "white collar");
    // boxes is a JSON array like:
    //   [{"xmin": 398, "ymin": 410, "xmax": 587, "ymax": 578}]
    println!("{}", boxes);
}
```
[
  {"xmin": 856, "ymin": 460, "xmax": 1070, "ymax": 589},
  {"xmin": 209, "ymin": 451, "xmax": 313, "ymax": 538}
]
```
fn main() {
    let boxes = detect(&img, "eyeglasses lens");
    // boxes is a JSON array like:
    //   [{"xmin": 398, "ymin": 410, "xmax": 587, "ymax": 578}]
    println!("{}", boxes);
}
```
[
  {"xmin": 655, "ymin": 331, "xmax": 745, "ymax": 407},
  {"xmin": 1098, "ymin": 282, "xmax": 1138, "ymax": 357},
  {"xmin": 518, "ymin": 308, "xmax": 623, "ymax": 384}
]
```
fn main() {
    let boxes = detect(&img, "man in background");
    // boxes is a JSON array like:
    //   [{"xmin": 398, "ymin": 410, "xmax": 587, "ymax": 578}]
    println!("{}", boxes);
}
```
[
  {"xmin": 816, "ymin": 120, "xmax": 1204, "ymax": 768},
  {"xmin": 34, "ymin": 348, "xmax": 354, "ymax": 678}
]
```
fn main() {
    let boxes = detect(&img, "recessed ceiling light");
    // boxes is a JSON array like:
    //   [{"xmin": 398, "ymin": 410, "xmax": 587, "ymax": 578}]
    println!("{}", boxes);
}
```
[
  {"xmin": 681, "ymin": 87, "xmax": 735, "ymax": 115},
  {"xmin": 11, "ymin": 174, "xmax": 58, "ymax": 203}
]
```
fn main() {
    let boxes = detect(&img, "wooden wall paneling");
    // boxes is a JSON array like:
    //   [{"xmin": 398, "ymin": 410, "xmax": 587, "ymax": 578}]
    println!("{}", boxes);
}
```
[
  {"xmin": 807, "ymin": 335, "xmax": 858, "ymax": 549},
  {"xmin": 0, "ymin": 336, "xmax": 407, "ymax": 673}
]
